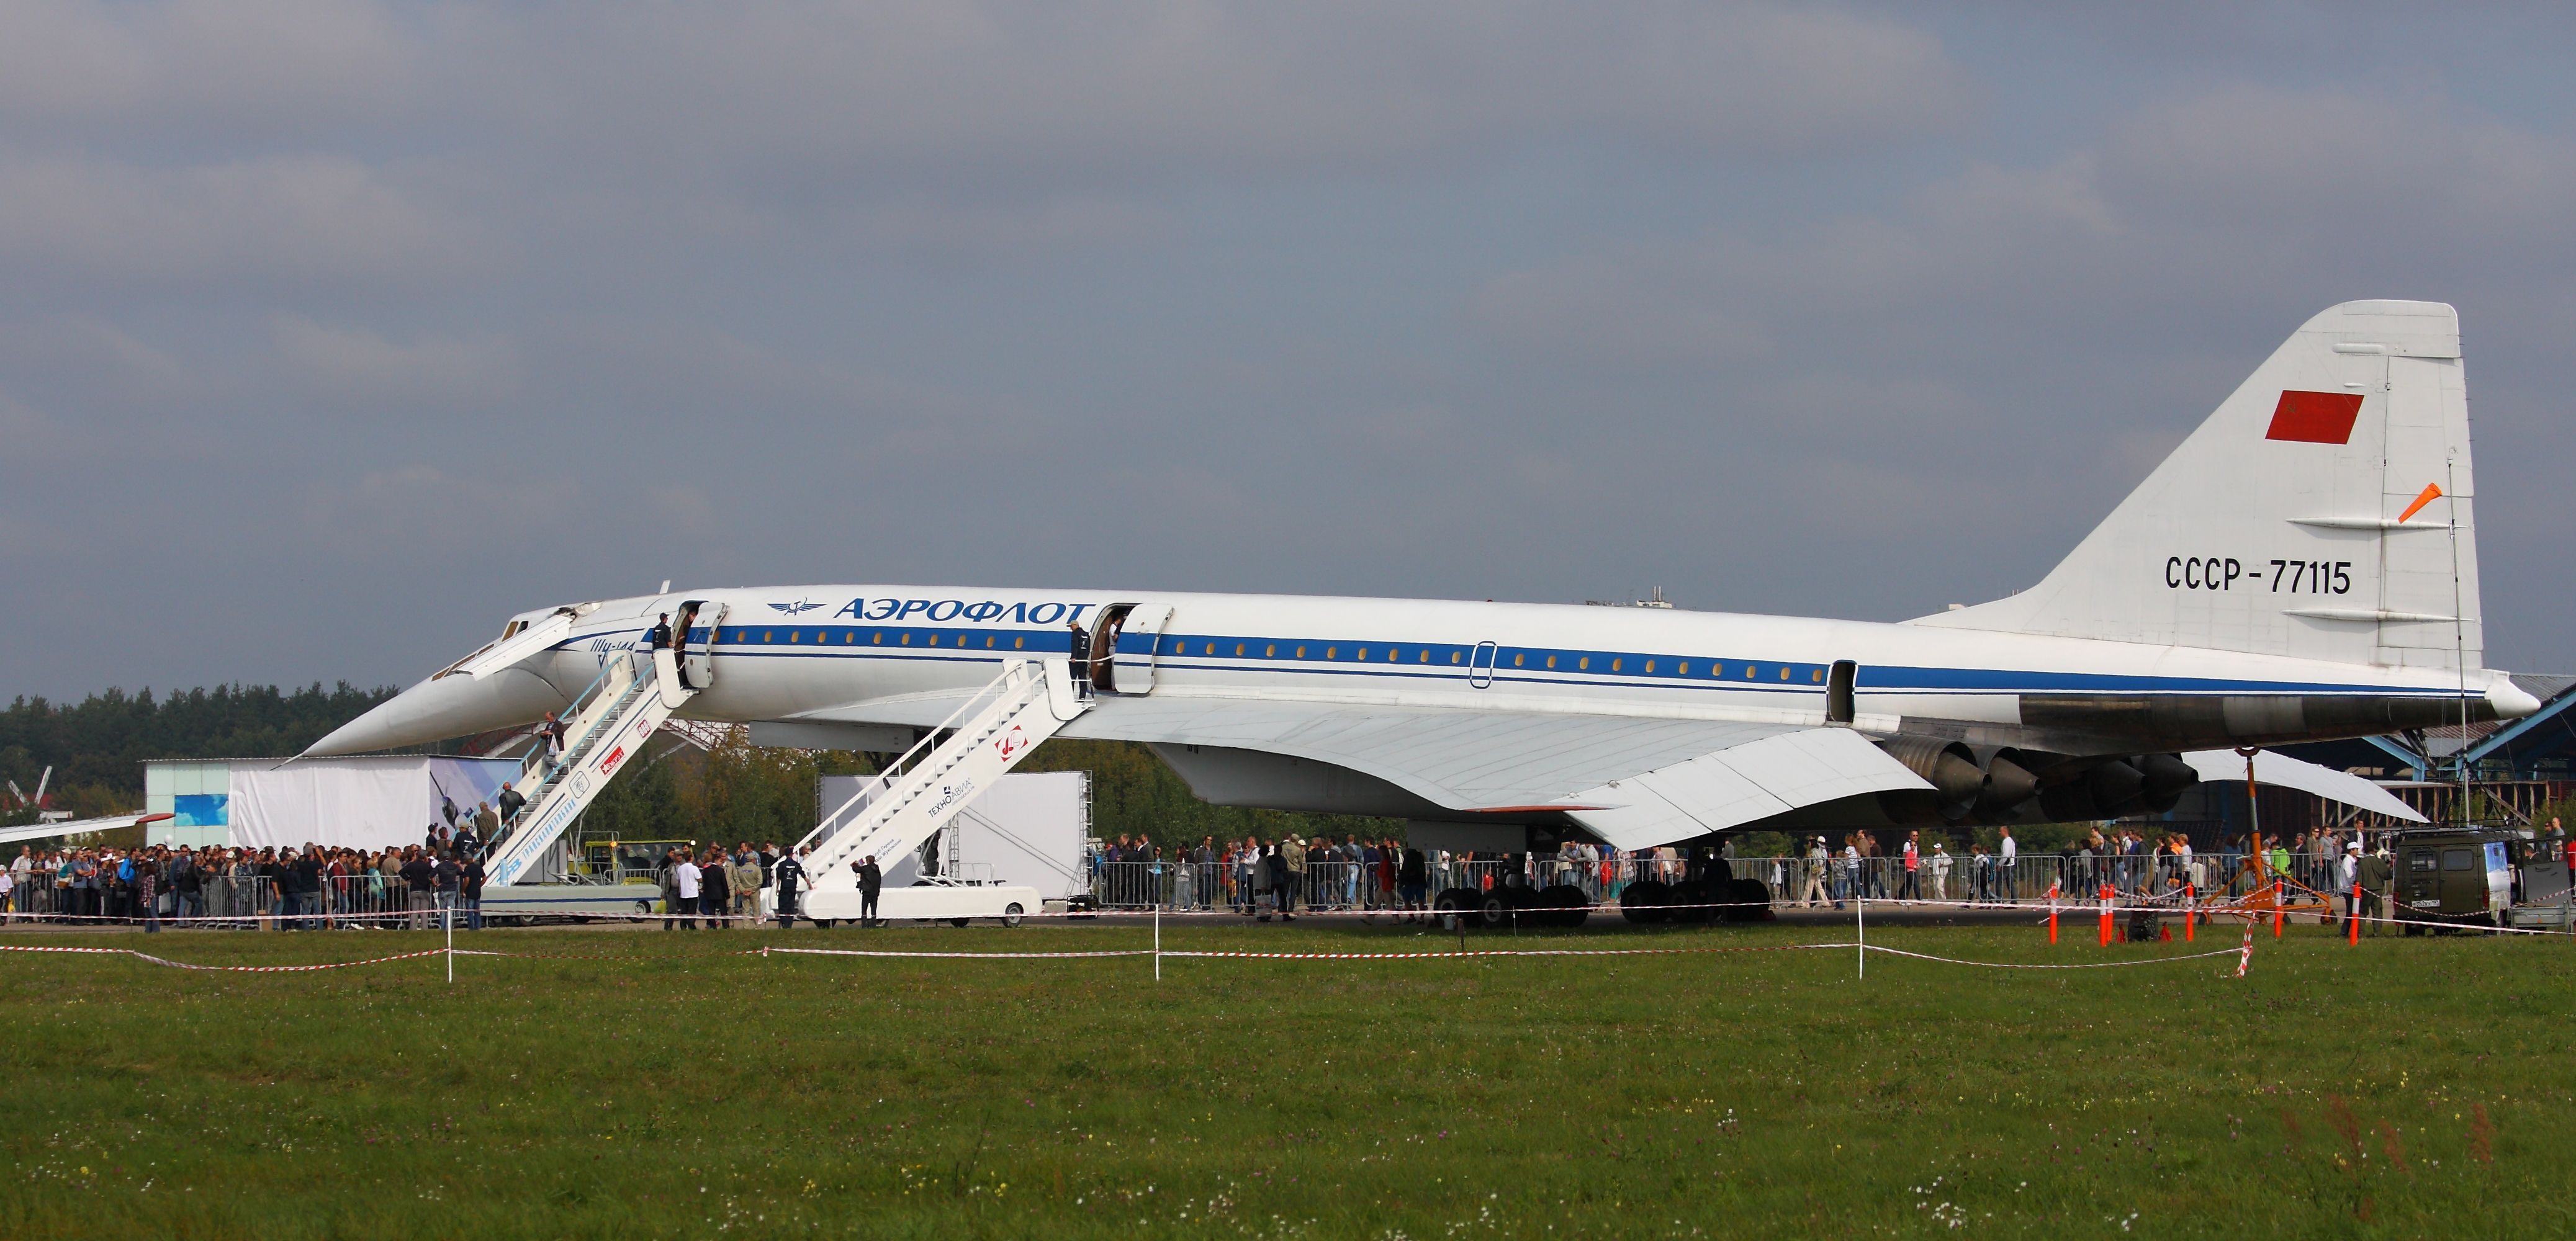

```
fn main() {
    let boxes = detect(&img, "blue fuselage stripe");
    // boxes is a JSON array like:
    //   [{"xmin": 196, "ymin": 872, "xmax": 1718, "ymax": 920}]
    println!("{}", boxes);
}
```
[{"xmin": 575, "ymin": 624, "xmax": 2449, "ymax": 699}]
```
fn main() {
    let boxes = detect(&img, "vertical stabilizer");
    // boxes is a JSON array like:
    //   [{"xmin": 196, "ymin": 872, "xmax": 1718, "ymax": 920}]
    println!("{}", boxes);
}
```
[{"xmin": 1912, "ymin": 300, "xmax": 2480, "ymax": 671}]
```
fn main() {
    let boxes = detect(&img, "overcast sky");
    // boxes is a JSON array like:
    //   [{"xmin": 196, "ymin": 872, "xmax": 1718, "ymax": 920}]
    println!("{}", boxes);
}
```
[{"xmin": 6, "ymin": 1, "xmax": 2574, "ymax": 699}]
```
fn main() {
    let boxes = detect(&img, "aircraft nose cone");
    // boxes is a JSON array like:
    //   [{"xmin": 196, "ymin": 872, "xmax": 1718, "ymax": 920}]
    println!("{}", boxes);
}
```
[
  {"xmin": 2487, "ymin": 678, "xmax": 2542, "ymax": 720},
  {"xmin": 306, "ymin": 667, "xmax": 574, "ymax": 755}
]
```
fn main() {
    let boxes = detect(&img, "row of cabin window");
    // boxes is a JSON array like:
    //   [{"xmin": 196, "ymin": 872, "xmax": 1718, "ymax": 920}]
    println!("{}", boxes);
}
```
[
  {"xmin": 721, "ymin": 627, "xmax": 1826, "ymax": 684},
  {"xmin": 726, "ymin": 629, "xmax": 1039, "ymax": 650},
  {"xmin": 1163, "ymin": 639, "xmax": 1825, "ymax": 683}
]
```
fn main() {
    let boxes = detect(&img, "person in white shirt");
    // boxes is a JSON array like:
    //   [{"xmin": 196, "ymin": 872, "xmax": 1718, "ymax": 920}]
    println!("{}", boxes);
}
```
[
  {"xmin": 2337, "ymin": 841, "xmax": 2361, "ymax": 930},
  {"xmin": 1997, "ymin": 827, "xmax": 2019, "ymax": 904},
  {"xmin": 674, "ymin": 855, "xmax": 703, "ymax": 930},
  {"xmin": 1925, "ymin": 843, "xmax": 1953, "ymax": 902}
]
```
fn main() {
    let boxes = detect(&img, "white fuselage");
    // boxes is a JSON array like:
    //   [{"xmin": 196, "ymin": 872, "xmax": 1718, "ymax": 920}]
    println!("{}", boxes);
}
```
[{"xmin": 510, "ymin": 585, "xmax": 2503, "ymax": 751}]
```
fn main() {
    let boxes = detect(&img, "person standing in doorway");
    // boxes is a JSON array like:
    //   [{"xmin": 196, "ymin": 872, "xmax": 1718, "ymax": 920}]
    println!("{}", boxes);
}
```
[
  {"xmin": 857, "ymin": 855, "xmax": 883, "ymax": 926},
  {"xmin": 1066, "ymin": 620, "xmax": 1092, "ymax": 694}
]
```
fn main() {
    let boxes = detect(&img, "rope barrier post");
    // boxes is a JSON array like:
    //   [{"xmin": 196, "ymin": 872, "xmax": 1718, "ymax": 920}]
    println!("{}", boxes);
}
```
[
  {"xmin": 2349, "ymin": 882, "xmax": 2361, "ymax": 946},
  {"xmin": 2048, "ymin": 882, "xmax": 2059, "ymax": 944},
  {"xmin": 1153, "ymin": 905, "xmax": 1161, "ymax": 982},
  {"xmin": 2184, "ymin": 882, "xmax": 2195, "ymax": 942},
  {"xmin": 444, "ymin": 894, "xmax": 454, "ymax": 984},
  {"xmin": 2098, "ymin": 883, "xmax": 2112, "ymax": 946},
  {"xmin": 2273, "ymin": 879, "xmax": 2284, "ymax": 938},
  {"xmin": 1855, "ymin": 892, "xmax": 1865, "ymax": 979}
]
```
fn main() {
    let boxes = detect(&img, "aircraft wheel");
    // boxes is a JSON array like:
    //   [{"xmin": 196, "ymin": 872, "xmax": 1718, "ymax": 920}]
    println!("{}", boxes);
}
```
[
  {"xmin": 1724, "ymin": 878, "xmax": 1778, "ymax": 923},
  {"xmin": 1001, "ymin": 902, "xmax": 1025, "ymax": 929},
  {"xmin": 1475, "ymin": 890, "xmax": 1515, "ymax": 930},
  {"xmin": 950, "ymin": 917, "xmax": 971, "ymax": 928},
  {"xmin": 1539, "ymin": 884, "xmax": 1588, "ymax": 929},
  {"xmin": 1667, "ymin": 880, "xmax": 1713, "ymax": 925},
  {"xmin": 1621, "ymin": 880, "xmax": 1670, "ymax": 925}
]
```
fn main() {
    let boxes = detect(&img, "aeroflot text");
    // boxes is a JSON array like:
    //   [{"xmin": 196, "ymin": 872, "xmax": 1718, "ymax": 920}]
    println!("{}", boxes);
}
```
[{"xmin": 827, "ymin": 599, "xmax": 1097, "ymax": 625}]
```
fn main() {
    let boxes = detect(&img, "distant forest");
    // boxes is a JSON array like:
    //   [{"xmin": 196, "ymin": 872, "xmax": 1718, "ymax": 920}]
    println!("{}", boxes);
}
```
[
  {"xmin": 0, "ymin": 684, "xmax": 1395, "ymax": 846},
  {"xmin": 0, "ymin": 684, "xmax": 399, "ymax": 818}
]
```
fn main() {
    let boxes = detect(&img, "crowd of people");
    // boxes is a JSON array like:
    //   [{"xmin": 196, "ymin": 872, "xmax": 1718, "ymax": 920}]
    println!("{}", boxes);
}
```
[
  {"xmin": 0, "ymin": 838, "xmax": 489, "ymax": 931},
  {"xmin": 10, "ymin": 817, "xmax": 2562, "ymax": 933},
  {"xmin": 1091, "ymin": 833, "xmax": 1710, "ymax": 918},
  {"xmin": 1085, "ymin": 823, "xmax": 2567, "ymax": 925}
]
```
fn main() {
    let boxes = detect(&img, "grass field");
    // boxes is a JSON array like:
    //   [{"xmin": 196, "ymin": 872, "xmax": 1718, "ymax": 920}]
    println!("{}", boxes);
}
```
[{"xmin": 1, "ymin": 915, "xmax": 2568, "ymax": 1239}]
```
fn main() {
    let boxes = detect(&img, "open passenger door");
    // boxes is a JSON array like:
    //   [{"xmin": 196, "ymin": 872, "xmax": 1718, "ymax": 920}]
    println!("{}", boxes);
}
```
[
  {"xmin": 680, "ymin": 601, "xmax": 726, "ymax": 690},
  {"xmin": 1094, "ymin": 603, "xmax": 1173, "ymax": 695}
]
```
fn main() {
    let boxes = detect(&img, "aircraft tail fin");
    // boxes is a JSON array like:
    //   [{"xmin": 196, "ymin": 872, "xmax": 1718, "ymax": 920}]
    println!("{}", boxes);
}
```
[{"xmin": 1912, "ymin": 300, "xmax": 2482, "ymax": 671}]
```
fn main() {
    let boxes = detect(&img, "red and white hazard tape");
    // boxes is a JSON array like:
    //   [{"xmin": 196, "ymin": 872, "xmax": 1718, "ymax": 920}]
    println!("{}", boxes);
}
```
[
  {"xmin": 1158, "ymin": 942, "xmax": 1851, "ymax": 961},
  {"xmin": 0, "ymin": 943, "xmax": 449, "ymax": 972},
  {"xmin": 1857, "ymin": 944, "xmax": 2248, "ymax": 970},
  {"xmin": 762, "ymin": 946, "xmax": 1151, "ymax": 960}
]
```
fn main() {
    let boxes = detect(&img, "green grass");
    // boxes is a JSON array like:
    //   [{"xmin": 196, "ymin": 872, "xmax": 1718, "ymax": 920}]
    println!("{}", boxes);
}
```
[{"xmin": 2, "ymin": 916, "xmax": 2568, "ymax": 1239}]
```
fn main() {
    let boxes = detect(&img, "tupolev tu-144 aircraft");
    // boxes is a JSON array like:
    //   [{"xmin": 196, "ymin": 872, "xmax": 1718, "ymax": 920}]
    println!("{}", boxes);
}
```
[{"xmin": 312, "ymin": 302, "xmax": 2536, "ymax": 856}]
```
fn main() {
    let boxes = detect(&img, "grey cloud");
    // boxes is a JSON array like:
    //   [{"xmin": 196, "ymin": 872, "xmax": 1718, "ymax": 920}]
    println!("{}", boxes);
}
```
[
  {"xmin": 0, "ymin": 153, "xmax": 484, "ymax": 284},
  {"xmin": 4, "ymin": 3, "xmax": 2575, "ymax": 696},
  {"xmin": 510, "ymin": 2, "xmax": 1973, "ymax": 183},
  {"xmin": 269, "ymin": 316, "xmax": 521, "ymax": 410},
  {"xmin": 0, "ymin": 0, "xmax": 413, "ymax": 132}
]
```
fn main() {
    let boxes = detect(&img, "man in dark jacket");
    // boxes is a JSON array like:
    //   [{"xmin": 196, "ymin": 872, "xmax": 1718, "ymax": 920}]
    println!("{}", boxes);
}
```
[
  {"xmin": 857, "ymin": 855, "xmax": 883, "ymax": 926},
  {"xmin": 170, "ymin": 849, "xmax": 202, "ymax": 923},
  {"xmin": 461, "ymin": 853, "xmax": 487, "ymax": 930},
  {"xmin": 495, "ymin": 782, "xmax": 527, "ymax": 828},
  {"xmin": 399, "ymin": 849, "xmax": 438, "ymax": 930},
  {"xmin": 700, "ymin": 849, "xmax": 731, "ymax": 928},
  {"xmin": 432, "ymin": 851, "xmax": 463, "ymax": 931},
  {"xmin": 772, "ymin": 848, "xmax": 806, "ymax": 928},
  {"xmin": 290, "ymin": 848, "xmax": 325, "ymax": 931},
  {"xmin": 1066, "ymin": 620, "xmax": 1091, "ymax": 693}
]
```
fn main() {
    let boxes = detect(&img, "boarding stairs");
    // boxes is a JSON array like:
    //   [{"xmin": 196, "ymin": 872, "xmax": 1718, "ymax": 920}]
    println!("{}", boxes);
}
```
[
  {"xmin": 790, "ymin": 659, "xmax": 1088, "ymax": 905},
  {"xmin": 484, "ymin": 647, "xmax": 695, "ymax": 887}
]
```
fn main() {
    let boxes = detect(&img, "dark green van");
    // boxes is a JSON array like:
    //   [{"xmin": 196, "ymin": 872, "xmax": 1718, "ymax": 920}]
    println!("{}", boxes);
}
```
[{"xmin": 2393, "ymin": 827, "xmax": 2517, "ymax": 930}]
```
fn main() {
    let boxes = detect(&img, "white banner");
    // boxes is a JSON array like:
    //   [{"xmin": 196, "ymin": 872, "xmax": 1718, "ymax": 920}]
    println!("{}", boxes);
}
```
[{"xmin": 227, "ymin": 761, "xmax": 431, "ymax": 851}]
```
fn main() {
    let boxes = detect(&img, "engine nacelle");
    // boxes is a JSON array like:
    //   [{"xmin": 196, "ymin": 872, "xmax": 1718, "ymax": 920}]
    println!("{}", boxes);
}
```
[{"xmin": 1875, "ymin": 736, "xmax": 1983, "ymax": 818}]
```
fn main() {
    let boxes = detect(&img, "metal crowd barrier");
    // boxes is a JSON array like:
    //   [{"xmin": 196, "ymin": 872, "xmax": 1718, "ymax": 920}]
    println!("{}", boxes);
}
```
[{"xmin": 1083, "ymin": 849, "xmax": 2384, "ymax": 912}]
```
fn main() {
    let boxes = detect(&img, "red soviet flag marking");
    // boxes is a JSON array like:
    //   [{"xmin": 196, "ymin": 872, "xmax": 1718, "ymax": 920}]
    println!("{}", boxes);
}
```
[{"xmin": 2264, "ymin": 390, "xmax": 2363, "ymax": 444}]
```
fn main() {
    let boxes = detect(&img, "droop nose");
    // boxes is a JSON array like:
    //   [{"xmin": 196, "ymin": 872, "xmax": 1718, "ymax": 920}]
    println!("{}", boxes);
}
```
[{"xmin": 305, "ymin": 666, "xmax": 573, "ymax": 756}]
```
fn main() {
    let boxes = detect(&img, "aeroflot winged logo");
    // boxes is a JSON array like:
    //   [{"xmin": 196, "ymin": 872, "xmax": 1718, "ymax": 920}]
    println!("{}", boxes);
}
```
[{"xmin": 768, "ymin": 599, "xmax": 825, "ymax": 615}]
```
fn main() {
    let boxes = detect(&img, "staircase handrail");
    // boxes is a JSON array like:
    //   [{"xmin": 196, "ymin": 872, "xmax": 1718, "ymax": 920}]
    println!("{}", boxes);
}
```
[{"xmin": 796, "ymin": 661, "xmax": 1032, "ymax": 854}]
